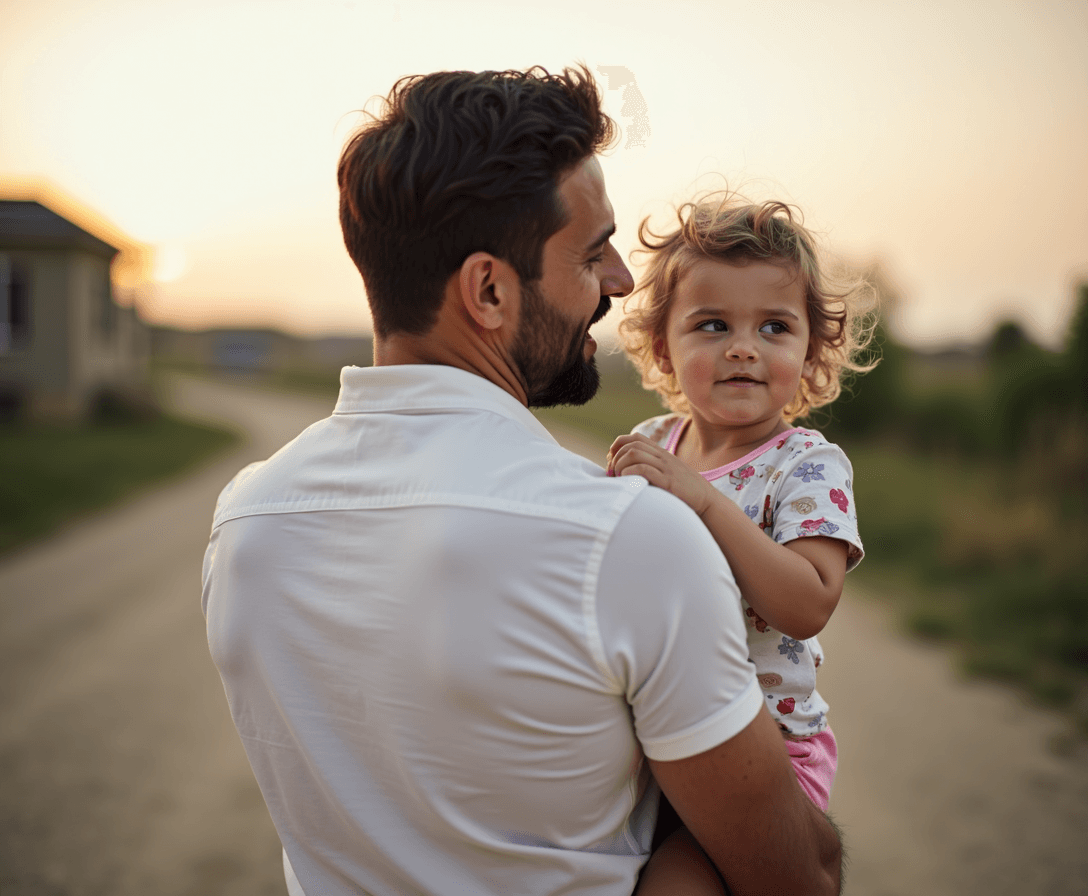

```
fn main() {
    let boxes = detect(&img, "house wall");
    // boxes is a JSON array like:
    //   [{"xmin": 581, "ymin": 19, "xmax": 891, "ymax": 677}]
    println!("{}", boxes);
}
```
[
  {"xmin": 0, "ymin": 248, "xmax": 149, "ymax": 421},
  {"xmin": 0, "ymin": 248, "xmax": 73, "ymax": 417},
  {"xmin": 70, "ymin": 252, "xmax": 141, "ymax": 398}
]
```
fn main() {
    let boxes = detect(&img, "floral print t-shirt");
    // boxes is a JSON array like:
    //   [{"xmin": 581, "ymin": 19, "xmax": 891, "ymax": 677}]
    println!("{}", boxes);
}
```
[{"xmin": 631, "ymin": 415, "xmax": 864, "ymax": 736}]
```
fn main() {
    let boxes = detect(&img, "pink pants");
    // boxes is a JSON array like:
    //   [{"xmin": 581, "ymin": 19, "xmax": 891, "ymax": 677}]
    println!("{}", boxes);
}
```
[{"xmin": 785, "ymin": 727, "xmax": 837, "ymax": 812}]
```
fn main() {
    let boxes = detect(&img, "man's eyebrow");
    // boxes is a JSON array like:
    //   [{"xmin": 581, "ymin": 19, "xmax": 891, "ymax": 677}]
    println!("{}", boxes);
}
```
[{"xmin": 583, "ymin": 224, "xmax": 616, "ymax": 255}]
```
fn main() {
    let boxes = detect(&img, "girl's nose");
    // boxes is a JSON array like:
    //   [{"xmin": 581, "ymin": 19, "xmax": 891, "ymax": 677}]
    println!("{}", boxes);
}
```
[{"xmin": 726, "ymin": 339, "xmax": 758, "ymax": 361}]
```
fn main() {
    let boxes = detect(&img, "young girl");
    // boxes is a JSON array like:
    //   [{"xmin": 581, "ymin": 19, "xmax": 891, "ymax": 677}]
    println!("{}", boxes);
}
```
[{"xmin": 608, "ymin": 195, "xmax": 875, "ymax": 892}]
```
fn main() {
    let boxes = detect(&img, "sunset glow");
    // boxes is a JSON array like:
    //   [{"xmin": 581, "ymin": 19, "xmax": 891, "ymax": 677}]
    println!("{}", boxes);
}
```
[{"xmin": 2, "ymin": 0, "xmax": 1085, "ymax": 347}]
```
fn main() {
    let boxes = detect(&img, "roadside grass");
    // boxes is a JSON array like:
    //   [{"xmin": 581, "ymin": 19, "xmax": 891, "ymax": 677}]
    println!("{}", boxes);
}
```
[
  {"xmin": 265, "ymin": 365, "xmax": 344, "ymax": 397},
  {"xmin": 153, "ymin": 358, "xmax": 347, "ymax": 401},
  {"xmin": 800, "ymin": 439, "xmax": 1088, "ymax": 737},
  {"xmin": 0, "ymin": 414, "xmax": 240, "ymax": 555}
]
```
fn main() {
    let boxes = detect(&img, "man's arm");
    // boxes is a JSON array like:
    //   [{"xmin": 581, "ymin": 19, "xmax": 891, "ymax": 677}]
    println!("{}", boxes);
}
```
[
  {"xmin": 648, "ymin": 706, "xmax": 843, "ymax": 896},
  {"xmin": 596, "ymin": 487, "xmax": 843, "ymax": 895}
]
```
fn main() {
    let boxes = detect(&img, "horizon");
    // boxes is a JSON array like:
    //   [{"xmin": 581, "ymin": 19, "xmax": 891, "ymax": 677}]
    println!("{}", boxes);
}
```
[{"xmin": 3, "ymin": 1, "xmax": 1085, "ymax": 350}]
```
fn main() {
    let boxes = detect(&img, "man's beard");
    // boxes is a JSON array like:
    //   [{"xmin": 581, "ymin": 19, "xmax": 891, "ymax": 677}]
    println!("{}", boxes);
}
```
[{"xmin": 512, "ymin": 280, "xmax": 609, "ymax": 409}]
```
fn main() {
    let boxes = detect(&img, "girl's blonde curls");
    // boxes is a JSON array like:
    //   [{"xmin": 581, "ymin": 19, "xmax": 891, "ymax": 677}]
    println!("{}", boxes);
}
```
[{"xmin": 619, "ymin": 193, "xmax": 878, "ymax": 421}]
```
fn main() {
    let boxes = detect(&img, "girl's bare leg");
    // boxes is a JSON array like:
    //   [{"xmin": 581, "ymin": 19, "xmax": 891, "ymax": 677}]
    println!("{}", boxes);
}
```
[{"xmin": 635, "ymin": 825, "xmax": 728, "ymax": 895}]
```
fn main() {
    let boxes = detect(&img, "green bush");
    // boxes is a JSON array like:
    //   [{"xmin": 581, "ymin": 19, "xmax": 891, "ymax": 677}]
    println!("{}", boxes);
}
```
[
  {"xmin": 0, "ymin": 415, "xmax": 239, "ymax": 554},
  {"xmin": 810, "ymin": 322, "xmax": 907, "ymax": 441}
]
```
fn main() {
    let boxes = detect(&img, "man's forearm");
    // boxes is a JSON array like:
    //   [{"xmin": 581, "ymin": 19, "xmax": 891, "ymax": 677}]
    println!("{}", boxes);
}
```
[{"xmin": 650, "ymin": 709, "xmax": 844, "ymax": 896}]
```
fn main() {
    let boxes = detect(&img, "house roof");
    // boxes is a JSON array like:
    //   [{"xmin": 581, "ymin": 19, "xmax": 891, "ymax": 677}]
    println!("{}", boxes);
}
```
[{"xmin": 0, "ymin": 200, "xmax": 120, "ymax": 257}]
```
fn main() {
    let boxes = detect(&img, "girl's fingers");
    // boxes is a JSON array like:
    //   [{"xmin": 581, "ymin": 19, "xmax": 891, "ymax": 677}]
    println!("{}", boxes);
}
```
[
  {"xmin": 610, "ymin": 442, "xmax": 656, "ymax": 467},
  {"xmin": 607, "ymin": 434, "xmax": 649, "ymax": 474},
  {"xmin": 612, "ymin": 451, "xmax": 670, "ymax": 483},
  {"xmin": 617, "ymin": 463, "xmax": 669, "ymax": 489},
  {"xmin": 609, "ymin": 433, "xmax": 655, "ymax": 455}
]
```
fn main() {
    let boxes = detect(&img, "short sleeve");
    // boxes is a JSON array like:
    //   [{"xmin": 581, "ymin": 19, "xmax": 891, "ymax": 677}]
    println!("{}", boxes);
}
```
[
  {"xmin": 594, "ymin": 486, "xmax": 762, "ymax": 761},
  {"xmin": 771, "ymin": 440, "xmax": 864, "ymax": 569},
  {"xmin": 629, "ymin": 414, "xmax": 680, "ymax": 446}
]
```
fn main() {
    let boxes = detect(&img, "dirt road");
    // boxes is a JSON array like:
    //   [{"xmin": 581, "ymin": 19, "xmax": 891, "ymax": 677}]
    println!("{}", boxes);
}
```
[
  {"xmin": 2, "ymin": 374, "xmax": 1085, "ymax": 895},
  {"xmin": 0, "ymin": 374, "xmax": 326, "ymax": 896}
]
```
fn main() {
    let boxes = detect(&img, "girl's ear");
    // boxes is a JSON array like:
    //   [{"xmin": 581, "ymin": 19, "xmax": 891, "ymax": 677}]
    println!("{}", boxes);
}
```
[
  {"xmin": 653, "ymin": 338, "xmax": 674, "ymax": 375},
  {"xmin": 802, "ymin": 338, "xmax": 818, "ymax": 380}
]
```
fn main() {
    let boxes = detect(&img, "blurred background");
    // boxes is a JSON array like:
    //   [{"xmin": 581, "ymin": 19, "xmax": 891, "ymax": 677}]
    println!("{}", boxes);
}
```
[{"xmin": 2, "ymin": 1, "xmax": 1087, "ymax": 894}]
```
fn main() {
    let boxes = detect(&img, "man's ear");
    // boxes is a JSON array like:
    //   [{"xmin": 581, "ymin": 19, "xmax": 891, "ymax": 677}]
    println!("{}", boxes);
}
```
[
  {"xmin": 653, "ymin": 338, "xmax": 674, "ymax": 375},
  {"xmin": 458, "ymin": 252, "xmax": 519, "ymax": 331}
]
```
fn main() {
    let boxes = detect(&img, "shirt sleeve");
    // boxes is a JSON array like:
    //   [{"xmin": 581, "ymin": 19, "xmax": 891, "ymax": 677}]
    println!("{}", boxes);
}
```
[
  {"xmin": 771, "ymin": 440, "xmax": 864, "ymax": 569},
  {"xmin": 629, "ymin": 414, "xmax": 678, "ymax": 445},
  {"xmin": 593, "ymin": 485, "xmax": 763, "ymax": 762}
]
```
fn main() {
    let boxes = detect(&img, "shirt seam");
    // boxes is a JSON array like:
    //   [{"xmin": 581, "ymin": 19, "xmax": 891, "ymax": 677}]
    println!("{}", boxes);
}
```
[
  {"xmin": 640, "ymin": 676, "xmax": 764, "ymax": 762},
  {"xmin": 580, "ymin": 486, "xmax": 645, "ymax": 692},
  {"xmin": 661, "ymin": 420, "xmax": 822, "ymax": 481},
  {"xmin": 697, "ymin": 428, "xmax": 816, "ymax": 481},
  {"xmin": 212, "ymin": 494, "xmax": 621, "ymax": 533}
]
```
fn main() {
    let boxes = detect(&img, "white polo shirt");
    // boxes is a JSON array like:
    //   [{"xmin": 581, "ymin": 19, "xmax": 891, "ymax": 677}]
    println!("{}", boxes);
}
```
[{"xmin": 202, "ymin": 364, "xmax": 761, "ymax": 896}]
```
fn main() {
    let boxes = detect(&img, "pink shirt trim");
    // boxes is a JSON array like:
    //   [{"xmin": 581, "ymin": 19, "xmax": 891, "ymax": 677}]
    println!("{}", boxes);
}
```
[{"xmin": 663, "ymin": 420, "xmax": 816, "ymax": 483}]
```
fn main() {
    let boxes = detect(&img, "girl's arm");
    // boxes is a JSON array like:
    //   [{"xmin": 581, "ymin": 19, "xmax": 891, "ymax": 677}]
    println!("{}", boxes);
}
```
[{"xmin": 608, "ymin": 434, "xmax": 847, "ymax": 640}]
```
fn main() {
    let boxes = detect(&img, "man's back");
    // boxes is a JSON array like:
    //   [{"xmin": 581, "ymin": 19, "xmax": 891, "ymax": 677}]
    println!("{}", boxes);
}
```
[{"xmin": 203, "ymin": 365, "xmax": 759, "ymax": 894}]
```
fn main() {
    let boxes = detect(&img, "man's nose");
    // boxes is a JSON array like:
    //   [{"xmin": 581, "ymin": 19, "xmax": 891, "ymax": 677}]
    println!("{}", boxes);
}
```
[{"xmin": 600, "ymin": 243, "xmax": 634, "ymax": 298}]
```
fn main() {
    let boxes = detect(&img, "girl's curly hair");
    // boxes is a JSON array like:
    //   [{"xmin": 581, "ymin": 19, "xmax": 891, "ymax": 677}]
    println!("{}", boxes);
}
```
[{"xmin": 619, "ymin": 193, "xmax": 878, "ymax": 421}]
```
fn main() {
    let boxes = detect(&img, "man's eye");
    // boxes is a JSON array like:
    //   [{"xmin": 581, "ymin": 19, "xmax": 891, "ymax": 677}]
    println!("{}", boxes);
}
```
[{"xmin": 587, "ymin": 253, "xmax": 605, "ymax": 265}]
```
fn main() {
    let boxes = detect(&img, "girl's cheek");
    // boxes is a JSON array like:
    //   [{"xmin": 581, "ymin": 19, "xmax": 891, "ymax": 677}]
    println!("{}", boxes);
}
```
[{"xmin": 690, "ymin": 354, "xmax": 718, "ymax": 385}]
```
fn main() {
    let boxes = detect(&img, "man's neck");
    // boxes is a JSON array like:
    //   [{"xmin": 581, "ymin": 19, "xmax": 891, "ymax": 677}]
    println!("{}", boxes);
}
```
[{"xmin": 373, "ymin": 317, "xmax": 528, "ymax": 406}]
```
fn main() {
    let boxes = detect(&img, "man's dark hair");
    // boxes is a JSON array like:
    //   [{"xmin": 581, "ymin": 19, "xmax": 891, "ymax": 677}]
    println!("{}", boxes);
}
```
[{"xmin": 337, "ymin": 64, "xmax": 616, "ymax": 338}]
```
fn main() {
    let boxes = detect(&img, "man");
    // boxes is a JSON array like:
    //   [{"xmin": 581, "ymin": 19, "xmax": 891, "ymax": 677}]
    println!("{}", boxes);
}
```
[{"xmin": 202, "ymin": 65, "xmax": 842, "ymax": 895}]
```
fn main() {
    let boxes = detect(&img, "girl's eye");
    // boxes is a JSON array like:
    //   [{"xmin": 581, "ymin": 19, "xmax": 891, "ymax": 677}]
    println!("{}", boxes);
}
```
[
  {"xmin": 697, "ymin": 320, "xmax": 727, "ymax": 333},
  {"xmin": 760, "ymin": 321, "xmax": 788, "ymax": 335}
]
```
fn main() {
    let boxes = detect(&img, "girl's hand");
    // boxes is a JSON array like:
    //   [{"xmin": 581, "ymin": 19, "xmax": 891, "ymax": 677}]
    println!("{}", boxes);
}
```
[{"xmin": 607, "ymin": 434, "xmax": 716, "ymax": 517}]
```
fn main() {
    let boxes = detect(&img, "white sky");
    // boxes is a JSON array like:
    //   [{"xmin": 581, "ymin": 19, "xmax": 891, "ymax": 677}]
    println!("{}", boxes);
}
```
[{"xmin": 2, "ymin": 0, "xmax": 1086, "ymax": 348}]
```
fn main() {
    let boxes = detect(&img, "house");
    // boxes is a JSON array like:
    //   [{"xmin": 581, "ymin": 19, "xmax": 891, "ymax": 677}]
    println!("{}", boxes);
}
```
[{"xmin": 0, "ymin": 199, "xmax": 150, "ymax": 421}]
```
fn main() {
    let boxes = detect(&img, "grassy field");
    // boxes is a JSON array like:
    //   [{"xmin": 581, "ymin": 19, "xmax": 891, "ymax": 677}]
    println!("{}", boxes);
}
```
[
  {"xmin": 0, "ymin": 414, "xmax": 240, "ymax": 555},
  {"xmin": 844, "ymin": 439, "xmax": 1088, "ymax": 734}
]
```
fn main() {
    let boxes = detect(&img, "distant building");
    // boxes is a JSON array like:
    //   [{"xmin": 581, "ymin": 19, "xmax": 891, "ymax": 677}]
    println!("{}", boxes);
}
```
[{"xmin": 0, "ymin": 199, "xmax": 150, "ymax": 421}]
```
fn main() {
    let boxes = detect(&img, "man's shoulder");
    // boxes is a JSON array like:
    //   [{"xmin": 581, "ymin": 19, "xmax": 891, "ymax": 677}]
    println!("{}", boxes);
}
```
[
  {"xmin": 211, "ymin": 405, "xmax": 652, "ymax": 535},
  {"xmin": 502, "ymin": 437, "xmax": 659, "ymax": 530},
  {"xmin": 608, "ymin": 479, "xmax": 715, "ymax": 560}
]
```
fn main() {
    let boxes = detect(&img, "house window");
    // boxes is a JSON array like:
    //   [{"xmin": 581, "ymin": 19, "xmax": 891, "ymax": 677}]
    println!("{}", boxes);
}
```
[
  {"xmin": 97, "ymin": 270, "xmax": 116, "ymax": 343},
  {"xmin": 0, "ymin": 254, "xmax": 31, "ymax": 355}
]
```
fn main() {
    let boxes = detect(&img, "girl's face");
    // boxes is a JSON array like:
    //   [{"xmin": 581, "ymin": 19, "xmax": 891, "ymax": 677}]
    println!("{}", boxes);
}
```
[{"xmin": 658, "ymin": 259, "xmax": 814, "ymax": 438}]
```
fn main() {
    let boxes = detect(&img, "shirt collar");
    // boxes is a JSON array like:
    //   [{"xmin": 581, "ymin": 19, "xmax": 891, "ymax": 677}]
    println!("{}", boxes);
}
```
[{"xmin": 334, "ymin": 364, "xmax": 557, "ymax": 443}]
